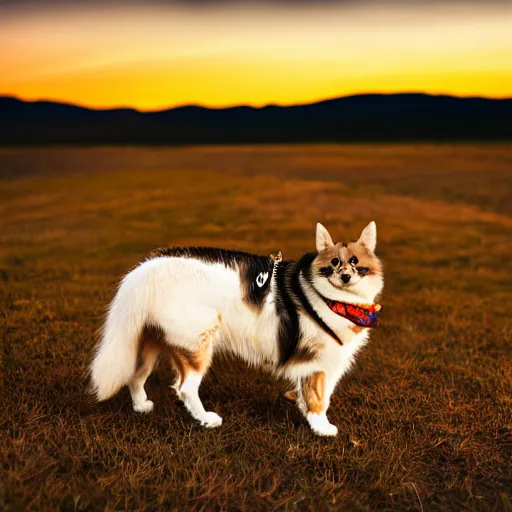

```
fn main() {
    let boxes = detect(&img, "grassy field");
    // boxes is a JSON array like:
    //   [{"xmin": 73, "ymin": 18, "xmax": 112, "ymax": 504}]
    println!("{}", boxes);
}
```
[{"xmin": 1, "ymin": 144, "xmax": 511, "ymax": 511}]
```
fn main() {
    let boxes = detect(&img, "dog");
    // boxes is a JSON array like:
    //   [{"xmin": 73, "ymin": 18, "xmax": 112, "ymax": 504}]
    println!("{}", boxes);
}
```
[{"xmin": 90, "ymin": 222, "xmax": 383, "ymax": 436}]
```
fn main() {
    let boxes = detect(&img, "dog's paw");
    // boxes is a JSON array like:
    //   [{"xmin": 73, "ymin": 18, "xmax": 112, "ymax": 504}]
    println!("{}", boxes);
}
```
[
  {"xmin": 133, "ymin": 400, "xmax": 154, "ymax": 413},
  {"xmin": 200, "ymin": 411, "xmax": 223, "ymax": 428},
  {"xmin": 313, "ymin": 422, "xmax": 338, "ymax": 437},
  {"xmin": 307, "ymin": 413, "xmax": 338, "ymax": 437}
]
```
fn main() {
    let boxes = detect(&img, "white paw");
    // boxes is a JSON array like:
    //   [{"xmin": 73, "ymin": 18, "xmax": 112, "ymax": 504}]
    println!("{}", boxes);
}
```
[
  {"xmin": 133, "ymin": 400, "xmax": 154, "ymax": 413},
  {"xmin": 313, "ymin": 422, "xmax": 338, "ymax": 437},
  {"xmin": 200, "ymin": 411, "xmax": 223, "ymax": 428},
  {"xmin": 307, "ymin": 413, "xmax": 338, "ymax": 437}
]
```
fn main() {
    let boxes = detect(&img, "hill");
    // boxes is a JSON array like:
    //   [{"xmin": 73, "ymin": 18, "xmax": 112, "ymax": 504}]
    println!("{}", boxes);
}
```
[{"xmin": 1, "ymin": 93, "xmax": 512, "ymax": 144}]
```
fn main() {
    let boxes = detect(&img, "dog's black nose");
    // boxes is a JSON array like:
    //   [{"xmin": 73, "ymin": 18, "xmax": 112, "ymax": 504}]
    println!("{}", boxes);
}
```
[{"xmin": 341, "ymin": 274, "xmax": 351, "ymax": 284}]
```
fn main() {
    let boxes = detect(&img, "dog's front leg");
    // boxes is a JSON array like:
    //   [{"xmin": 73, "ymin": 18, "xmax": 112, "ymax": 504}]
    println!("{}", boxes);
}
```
[{"xmin": 297, "ymin": 372, "xmax": 338, "ymax": 437}]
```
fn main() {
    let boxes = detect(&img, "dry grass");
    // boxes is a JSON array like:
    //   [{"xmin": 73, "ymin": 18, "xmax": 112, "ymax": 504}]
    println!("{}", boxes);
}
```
[{"xmin": 1, "ymin": 144, "xmax": 511, "ymax": 511}]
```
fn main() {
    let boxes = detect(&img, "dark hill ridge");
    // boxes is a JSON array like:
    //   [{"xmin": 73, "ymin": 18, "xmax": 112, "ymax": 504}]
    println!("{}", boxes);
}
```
[{"xmin": 1, "ymin": 93, "xmax": 511, "ymax": 144}]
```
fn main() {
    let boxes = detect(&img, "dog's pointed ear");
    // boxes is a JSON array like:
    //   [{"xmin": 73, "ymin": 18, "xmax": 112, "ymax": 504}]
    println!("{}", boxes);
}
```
[
  {"xmin": 358, "ymin": 221, "xmax": 377, "ymax": 252},
  {"xmin": 316, "ymin": 223, "xmax": 334, "ymax": 253}
]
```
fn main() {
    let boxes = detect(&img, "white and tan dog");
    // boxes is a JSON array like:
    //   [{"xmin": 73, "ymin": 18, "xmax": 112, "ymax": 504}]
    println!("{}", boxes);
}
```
[{"xmin": 90, "ymin": 222, "xmax": 383, "ymax": 436}]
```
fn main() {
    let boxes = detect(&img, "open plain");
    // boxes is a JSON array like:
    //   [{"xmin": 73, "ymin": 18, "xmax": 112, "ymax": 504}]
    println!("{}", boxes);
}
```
[{"xmin": 1, "ymin": 144, "xmax": 511, "ymax": 510}]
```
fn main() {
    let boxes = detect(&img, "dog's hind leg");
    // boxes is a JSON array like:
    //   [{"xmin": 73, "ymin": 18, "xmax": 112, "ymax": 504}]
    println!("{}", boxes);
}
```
[
  {"xmin": 166, "ymin": 314, "xmax": 222, "ymax": 428},
  {"xmin": 129, "ymin": 325, "xmax": 161, "ymax": 413}
]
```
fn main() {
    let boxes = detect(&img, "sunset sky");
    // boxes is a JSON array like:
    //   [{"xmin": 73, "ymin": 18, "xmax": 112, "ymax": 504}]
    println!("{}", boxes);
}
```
[{"xmin": 1, "ymin": 1, "xmax": 511, "ymax": 110}]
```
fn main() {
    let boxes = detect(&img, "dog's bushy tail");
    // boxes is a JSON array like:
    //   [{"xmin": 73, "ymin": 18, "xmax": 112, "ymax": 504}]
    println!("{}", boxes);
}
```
[{"xmin": 90, "ymin": 266, "xmax": 150, "ymax": 401}]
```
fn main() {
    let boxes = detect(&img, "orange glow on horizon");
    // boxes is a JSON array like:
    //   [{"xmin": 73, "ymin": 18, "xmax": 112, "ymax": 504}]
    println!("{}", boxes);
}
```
[{"xmin": 1, "ymin": 3, "xmax": 511, "ymax": 110}]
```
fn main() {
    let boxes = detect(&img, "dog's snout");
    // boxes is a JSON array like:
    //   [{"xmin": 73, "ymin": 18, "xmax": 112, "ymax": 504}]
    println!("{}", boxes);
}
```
[{"xmin": 341, "ymin": 273, "xmax": 351, "ymax": 284}]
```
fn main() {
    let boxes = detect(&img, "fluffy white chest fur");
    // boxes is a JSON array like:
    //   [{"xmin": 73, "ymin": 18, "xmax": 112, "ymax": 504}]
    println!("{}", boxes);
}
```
[{"xmin": 90, "ymin": 222, "xmax": 383, "ymax": 437}]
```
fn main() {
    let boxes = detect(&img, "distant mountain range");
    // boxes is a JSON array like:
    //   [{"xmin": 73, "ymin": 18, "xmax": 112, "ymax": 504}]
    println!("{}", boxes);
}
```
[{"xmin": 1, "ymin": 93, "xmax": 511, "ymax": 144}]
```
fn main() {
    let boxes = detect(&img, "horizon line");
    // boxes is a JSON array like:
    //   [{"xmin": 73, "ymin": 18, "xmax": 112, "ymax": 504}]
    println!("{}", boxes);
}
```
[{"xmin": 2, "ymin": 91, "xmax": 512, "ymax": 113}]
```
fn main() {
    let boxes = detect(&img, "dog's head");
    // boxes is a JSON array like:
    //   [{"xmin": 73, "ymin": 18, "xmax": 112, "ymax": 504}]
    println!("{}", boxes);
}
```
[{"xmin": 309, "ymin": 222, "xmax": 383, "ymax": 302}]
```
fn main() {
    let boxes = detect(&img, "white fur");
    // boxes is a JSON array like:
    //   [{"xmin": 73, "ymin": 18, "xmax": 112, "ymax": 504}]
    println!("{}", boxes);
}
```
[
  {"xmin": 180, "ymin": 372, "xmax": 222, "ymax": 427},
  {"xmin": 90, "ymin": 225, "xmax": 383, "ymax": 437},
  {"xmin": 307, "ymin": 413, "xmax": 338, "ymax": 437}
]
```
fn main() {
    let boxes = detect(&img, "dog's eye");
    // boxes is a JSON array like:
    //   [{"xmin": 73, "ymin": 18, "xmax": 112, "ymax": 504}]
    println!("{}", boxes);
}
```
[
  {"xmin": 331, "ymin": 258, "xmax": 340, "ymax": 267},
  {"xmin": 357, "ymin": 266, "xmax": 369, "ymax": 275},
  {"xmin": 349, "ymin": 256, "xmax": 359, "ymax": 265},
  {"xmin": 320, "ymin": 266, "xmax": 334, "ymax": 277}
]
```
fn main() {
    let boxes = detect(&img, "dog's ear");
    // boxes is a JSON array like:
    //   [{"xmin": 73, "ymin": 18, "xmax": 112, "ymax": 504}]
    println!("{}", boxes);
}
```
[
  {"xmin": 316, "ymin": 223, "xmax": 334, "ymax": 253},
  {"xmin": 357, "ymin": 221, "xmax": 377, "ymax": 252}
]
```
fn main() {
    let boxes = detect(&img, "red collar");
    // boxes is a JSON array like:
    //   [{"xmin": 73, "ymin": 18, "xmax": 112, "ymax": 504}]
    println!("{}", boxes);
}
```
[{"xmin": 323, "ymin": 298, "xmax": 382, "ymax": 328}]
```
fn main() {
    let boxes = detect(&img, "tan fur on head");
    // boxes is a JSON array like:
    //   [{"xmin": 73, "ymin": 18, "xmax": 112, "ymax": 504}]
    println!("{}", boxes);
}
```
[{"xmin": 311, "ymin": 222, "xmax": 382, "ymax": 298}]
